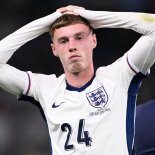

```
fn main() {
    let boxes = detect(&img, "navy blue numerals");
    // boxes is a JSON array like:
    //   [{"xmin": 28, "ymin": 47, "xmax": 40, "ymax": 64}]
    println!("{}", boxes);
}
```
[
  {"xmin": 61, "ymin": 123, "xmax": 75, "ymax": 150},
  {"xmin": 61, "ymin": 119, "xmax": 92, "ymax": 151}
]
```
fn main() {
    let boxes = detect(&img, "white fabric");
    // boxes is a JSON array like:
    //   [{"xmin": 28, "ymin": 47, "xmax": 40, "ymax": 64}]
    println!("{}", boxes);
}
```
[
  {"xmin": 27, "ymin": 54, "xmax": 134, "ymax": 155},
  {"xmin": 0, "ymin": 11, "xmax": 61, "ymax": 95},
  {"xmin": 75, "ymin": 9, "xmax": 155, "ymax": 74},
  {"xmin": 0, "ymin": 9, "xmax": 155, "ymax": 155}
]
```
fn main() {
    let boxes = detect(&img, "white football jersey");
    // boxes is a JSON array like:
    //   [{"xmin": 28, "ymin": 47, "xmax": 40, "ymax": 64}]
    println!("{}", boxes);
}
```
[
  {"xmin": 1, "ymin": 9, "xmax": 155, "ymax": 155},
  {"xmin": 22, "ymin": 54, "xmax": 145, "ymax": 155}
]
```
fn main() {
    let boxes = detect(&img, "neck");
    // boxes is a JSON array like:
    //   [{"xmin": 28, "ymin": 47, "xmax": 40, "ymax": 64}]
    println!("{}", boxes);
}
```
[{"xmin": 65, "ymin": 68, "xmax": 94, "ymax": 88}]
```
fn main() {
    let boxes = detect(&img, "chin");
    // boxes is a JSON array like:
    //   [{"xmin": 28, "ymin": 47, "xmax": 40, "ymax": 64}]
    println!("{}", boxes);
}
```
[
  {"xmin": 70, "ymin": 66, "xmax": 83, "ymax": 74},
  {"xmin": 70, "ymin": 62, "xmax": 83, "ymax": 73}
]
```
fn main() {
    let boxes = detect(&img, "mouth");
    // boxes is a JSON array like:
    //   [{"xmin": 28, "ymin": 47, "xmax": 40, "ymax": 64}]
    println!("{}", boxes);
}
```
[{"xmin": 69, "ymin": 54, "xmax": 81, "ymax": 61}]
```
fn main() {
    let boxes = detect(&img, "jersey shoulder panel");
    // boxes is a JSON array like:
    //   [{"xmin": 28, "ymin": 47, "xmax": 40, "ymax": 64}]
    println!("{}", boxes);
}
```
[{"xmin": 26, "ymin": 71, "xmax": 65, "ymax": 100}]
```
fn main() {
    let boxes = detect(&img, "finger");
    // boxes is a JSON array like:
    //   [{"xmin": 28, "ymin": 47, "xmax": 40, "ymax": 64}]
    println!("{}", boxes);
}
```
[
  {"xmin": 56, "ymin": 7, "xmax": 68, "ymax": 13},
  {"xmin": 66, "ymin": 5, "xmax": 85, "ymax": 15},
  {"xmin": 67, "ymin": 5, "xmax": 85, "ymax": 10},
  {"xmin": 62, "ymin": 11, "xmax": 75, "ymax": 15},
  {"xmin": 56, "ymin": 5, "xmax": 85, "ymax": 14}
]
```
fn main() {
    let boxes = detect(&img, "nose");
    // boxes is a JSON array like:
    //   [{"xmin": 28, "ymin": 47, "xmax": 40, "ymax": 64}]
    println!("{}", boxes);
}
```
[
  {"xmin": 69, "ymin": 48, "xmax": 76, "ymax": 52},
  {"xmin": 68, "ymin": 39, "xmax": 77, "ymax": 52}
]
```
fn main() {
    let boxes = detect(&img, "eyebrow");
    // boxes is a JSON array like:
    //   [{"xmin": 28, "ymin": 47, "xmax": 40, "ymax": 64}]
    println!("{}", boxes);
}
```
[
  {"xmin": 57, "ymin": 36, "xmax": 68, "ymax": 42},
  {"xmin": 57, "ymin": 31, "xmax": 92, "ymax": 42}
]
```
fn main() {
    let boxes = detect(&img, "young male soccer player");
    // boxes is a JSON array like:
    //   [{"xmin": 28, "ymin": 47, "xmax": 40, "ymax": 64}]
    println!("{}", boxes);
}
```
[{"xmin": 0, "ymin": 5, "xmax": 155, "ymax": 155}]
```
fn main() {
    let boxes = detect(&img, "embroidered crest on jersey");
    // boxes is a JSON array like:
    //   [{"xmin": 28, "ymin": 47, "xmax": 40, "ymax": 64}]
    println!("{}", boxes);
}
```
[{"xmin": 86, "ymin": 86, "xmax": 108, "ymax": 108}]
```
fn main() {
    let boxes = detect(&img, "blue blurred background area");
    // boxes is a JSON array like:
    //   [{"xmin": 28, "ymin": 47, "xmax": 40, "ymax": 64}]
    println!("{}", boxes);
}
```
[{"xmin": 0, "ymin": 0, "xmax": 155, "ymax": 155}]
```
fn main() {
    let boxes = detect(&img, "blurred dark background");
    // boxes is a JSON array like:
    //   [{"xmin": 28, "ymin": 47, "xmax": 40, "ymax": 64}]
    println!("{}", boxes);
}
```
[{"xmin": 0, "ymin": 0, "xmax": 155, "ymax": 155}]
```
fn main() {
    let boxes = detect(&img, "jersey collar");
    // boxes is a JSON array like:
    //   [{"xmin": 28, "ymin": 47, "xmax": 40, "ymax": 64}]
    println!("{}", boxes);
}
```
[{"xmin": 66, "ymin": 74, "xmax": 95, "ymax": 92}]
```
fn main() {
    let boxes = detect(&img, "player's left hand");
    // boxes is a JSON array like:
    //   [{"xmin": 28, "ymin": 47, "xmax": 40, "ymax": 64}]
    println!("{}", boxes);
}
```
[{"xmin": 56, "ymin": 5, "xmax": 85, "ymax": 15}]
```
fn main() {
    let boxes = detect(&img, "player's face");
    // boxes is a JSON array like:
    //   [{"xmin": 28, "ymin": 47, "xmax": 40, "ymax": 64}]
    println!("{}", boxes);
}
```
[{"xmin": 51, "ymin": 23, "xmax": 97, "ymax": 74}]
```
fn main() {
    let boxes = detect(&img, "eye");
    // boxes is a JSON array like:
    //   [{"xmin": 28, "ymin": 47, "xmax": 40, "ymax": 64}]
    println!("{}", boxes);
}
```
[
  {"xmin": 59, "ymin": 39, "xmax": 68, "ymax": 44},
  {"xmin": 75, "ymin": 35, "xmax": 84, "ymax": 40}
]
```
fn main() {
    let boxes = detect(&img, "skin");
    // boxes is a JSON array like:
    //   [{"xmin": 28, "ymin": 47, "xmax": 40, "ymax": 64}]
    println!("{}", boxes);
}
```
[
  {"xmin": 51, "ymin": 23, "xmax": 97, "ymax": 88},
  {"xmin": 56, "ymin": 5, "xmax": 85, "ymax": 15}
]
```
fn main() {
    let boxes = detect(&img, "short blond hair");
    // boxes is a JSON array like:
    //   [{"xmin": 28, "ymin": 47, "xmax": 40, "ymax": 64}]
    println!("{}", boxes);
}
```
[{"xmin": 50, "ymin": 14, "xmax": 93, "ymax": 38}]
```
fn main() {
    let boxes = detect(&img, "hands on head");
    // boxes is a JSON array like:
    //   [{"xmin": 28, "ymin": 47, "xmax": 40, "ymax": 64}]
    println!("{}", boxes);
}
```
[{"xmin": 56, "ymin": 5, "xmax": 85, "ymax": 15}]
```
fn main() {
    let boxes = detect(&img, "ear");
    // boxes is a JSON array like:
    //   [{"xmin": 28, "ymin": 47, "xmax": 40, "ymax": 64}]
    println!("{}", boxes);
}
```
[
  {"xmin": 92, "ymin": 33, "xmax": 97, "ymax": 49},
  {"xmin": 51, "ymin": 43, "xmax": 58, "ymax": 57}
]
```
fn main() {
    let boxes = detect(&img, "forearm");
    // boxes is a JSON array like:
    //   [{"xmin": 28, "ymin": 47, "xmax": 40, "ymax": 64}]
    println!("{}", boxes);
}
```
[
  {"xmin": 0, "ymin": 11, "xmax": 61, "ymax": 64},
  {"xmin": 75, "ymin": 9, "xmax": 155, "ymax": 35},
  {"xmin": 75, "ymin": 9, "xmax": 155, "ymax": 73},
  {"xmin": 0, "ymin": 11, "xmax": 61, "ymax": 96}
]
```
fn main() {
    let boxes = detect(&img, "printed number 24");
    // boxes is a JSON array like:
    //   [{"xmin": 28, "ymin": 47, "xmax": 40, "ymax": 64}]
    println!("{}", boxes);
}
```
[{"xmin": 61, "ymin": 119, "xmax": 92, "ymax": 151}]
